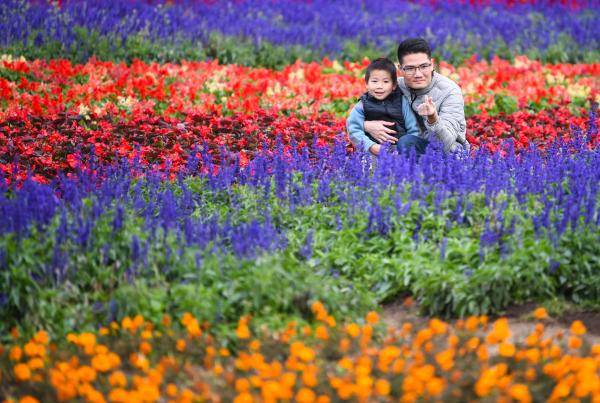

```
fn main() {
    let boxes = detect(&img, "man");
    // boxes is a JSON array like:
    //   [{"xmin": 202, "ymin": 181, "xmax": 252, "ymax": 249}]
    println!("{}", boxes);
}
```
[{"xmin": 348, "ymin": 38, "xmax": 469, "ymax": 155}]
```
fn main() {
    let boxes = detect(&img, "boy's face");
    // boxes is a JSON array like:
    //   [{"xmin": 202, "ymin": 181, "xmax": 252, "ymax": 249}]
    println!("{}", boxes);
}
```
[{"xmin": 366, "ymin": 69, "xmax": 396, "ymax": 100}]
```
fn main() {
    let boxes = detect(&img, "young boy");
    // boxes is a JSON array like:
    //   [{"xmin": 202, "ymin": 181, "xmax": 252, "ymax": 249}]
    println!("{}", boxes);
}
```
[{"xmin": 346, "ymin": 57, "xmax": 420, "ymax": 156}]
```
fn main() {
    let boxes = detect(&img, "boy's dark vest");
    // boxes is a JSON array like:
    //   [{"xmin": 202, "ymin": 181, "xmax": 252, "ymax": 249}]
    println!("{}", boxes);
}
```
[{"xmin": 360, "ymin": 87, "xmax": 407, "ymax": 143}]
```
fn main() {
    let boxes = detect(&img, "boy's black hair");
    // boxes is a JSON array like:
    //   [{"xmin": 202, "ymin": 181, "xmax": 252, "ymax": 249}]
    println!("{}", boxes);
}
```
[
  {"xmin": 364, "ymin": 57, "xmax": 398, "ymax": 85},
  {"xmin": 397, "ymin": 38, "xmax": 432, "ymax": 64}
]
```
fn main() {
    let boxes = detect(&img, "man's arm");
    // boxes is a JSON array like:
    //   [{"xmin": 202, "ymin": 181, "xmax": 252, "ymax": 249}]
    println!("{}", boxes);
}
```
[
  {"xmin": 346, "ymin": 101, "xmax": 376, "ymax": 153},
  {"xmin": 422, "ymin": 87, "xmax": 467, "ymax": 153}
]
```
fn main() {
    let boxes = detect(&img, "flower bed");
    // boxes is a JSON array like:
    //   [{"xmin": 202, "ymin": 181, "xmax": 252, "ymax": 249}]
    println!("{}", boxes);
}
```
[{"xmin": 1, "ymin": 304, "xmax": 598, "ymax": 402}]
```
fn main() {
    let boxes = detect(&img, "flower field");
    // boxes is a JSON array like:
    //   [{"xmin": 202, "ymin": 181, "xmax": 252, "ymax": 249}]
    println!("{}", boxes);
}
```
[{"xmin": 1, "ymin": 0, "xmax": 599, "ymax": 401}]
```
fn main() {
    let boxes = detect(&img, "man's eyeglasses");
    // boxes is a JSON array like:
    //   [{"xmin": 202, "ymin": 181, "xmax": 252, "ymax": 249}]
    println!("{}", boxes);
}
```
[{"xmin": 401, "ymin": 63, "xmax": 433, "ymax": 76}]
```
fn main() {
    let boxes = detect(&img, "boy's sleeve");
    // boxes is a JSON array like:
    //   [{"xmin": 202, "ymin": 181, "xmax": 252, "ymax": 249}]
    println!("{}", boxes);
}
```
[
  {"xmin": 346, "ymin": 101, "xmax": 376, "ymax": 153},
  {"xmin": 402, "ymin": 97, "xmax": 421, "ymax": 137}
]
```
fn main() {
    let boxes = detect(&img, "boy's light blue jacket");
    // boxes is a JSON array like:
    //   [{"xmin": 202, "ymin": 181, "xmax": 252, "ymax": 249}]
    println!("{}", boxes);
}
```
[{"xmin": 346, "ymin": 95, "xmax": 421, "ymax": 153}]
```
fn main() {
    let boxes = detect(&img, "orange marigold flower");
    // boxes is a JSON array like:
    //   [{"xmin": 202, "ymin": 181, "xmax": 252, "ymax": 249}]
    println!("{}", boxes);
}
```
[
  {"xmin": 570, "ymin": 320, "xmax": 587, "ymax": 336},
  {"xmin": 426, "ymin": 377, "xmax": 445, "ymax": 396},
  {"xmin": 176, "ymin": 339, "xmax": 186, "ymax": 352},
  {"xmin": 374, "ymin": 379, "xmax": 391, "ymax": 396},
  {"xmin": 91, "ymin": 354, "xmax": 112, "ymax": 372},
  {"xmin": 233, "ymin": 392, "xmax": 254, "ymax": 403},
  {"xmin": 499, "ymin": 343, "xmax": 516, "ymax": 357},
  {"xmin": 435, "ymin": 349, "xmax": 455, "ymax": 371},
  {"xmin": 315, "ymin": 325, "xmax": 328, "ymax": 340},
  {"xmin": 77, "ymin": 365, "xmax": 97, "ymax": 383},
  {"xmin": 533, "ymin": 307, "xmax": 549, "ymax": 320},
  {"xmin": 33, "ymin": 331, "xmax": 49, "ymax": 345},
  {"xmin": 236, "ymin": 322, "xmax": 251, "ymax": 340},
  {"xmin": 486, "ymin": 318, "xmax": 511, "ymax": 344},
  {"xmin": 346, "ymin": 323, "xmax": 360, "ymax": 338},
  {"xmin": 109, "ymin": 370, "xmax": 127, "ymax": 387},
  {"xmin": 166, "ymin": 383, "xmax": 178, "ymax": 397},
  {"xmin": 429, "ymin": 318, "xmax": 448, "ymax": 335},
  {"xmin": 249, "ymin": 340, "xmax": 261, "ymax": 351},
  {"xmin": 236, "ymin": 378, "xmax": 251, "ymax": 393},
  {"xmin": 549, "ymin": 382, "xmax": 571, "ymax": 400},
  {"xmin": 525, "ymin": 368, "xmax": 537, "ymax": 382},
  {"xmin": 465, "ymin": 316, "xmax": 479, "ymax": 331},
  {"xmin": 27, "ymin": 358, "xmax": 44, "ymax": 370},
  {"xmin": 568, "ymin": 336, "xmax": 582, "ymax": 350},
  {"xmin": 19, "ymin": 396, "xmax": 40, "ymax": 403},
  {"xmin": 311, "ymin": 301, "xmax": 325, "ymax": 314},
  {"xmin": 365, "ymin": 311, "xmax": 379, "ymax": 325},
  {"xmin": 14, "ymin": 363, "xmax": 31, "ymax": 381},
  {"xmin": 108, "ymin": 388, "xmax": 129, "ymax": 402},
  {"xmin": 24, "ymin": 342, "xmax": 43, "ymax": 358},
  {"xmin": 302, "ymin": 371, "xmax": 318, "ymax": 387},
  {"xmin": 296, "ymin": 388, "xmax": 316, "ymax": 403},
  {"xmin": 139, "ymin": 341, "xmax": 152, "ymax": 355},
  {"xmin": 339, "ymin": 338, "xmax": 350, "ymax": 353},
  {"xmin": 326, "ymin": 315, "xmax": 336, "ymax": 327},
  {"xmin": 9, "ymin": 346, "xmax": 22, "ymax": 361},
  {"xmin": 79, "ymin": 333, "xmax": 97, "ymax": 350},
  {"xmin": 509, "ymin": 384, "xmax": 532, "ymax": 403},
  {"xmin": 298, "ymin": 347, "xmax": 316, "ymax": 363}
]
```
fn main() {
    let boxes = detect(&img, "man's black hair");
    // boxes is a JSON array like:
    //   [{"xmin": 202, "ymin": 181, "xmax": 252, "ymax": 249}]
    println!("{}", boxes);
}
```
[
  {"xmin": 397, "ymin": 38, "xmax": 432, "ymax": 64},
  {"xmin": 364, "ymin": 57, "xmax": 398, "ymax": 85}
]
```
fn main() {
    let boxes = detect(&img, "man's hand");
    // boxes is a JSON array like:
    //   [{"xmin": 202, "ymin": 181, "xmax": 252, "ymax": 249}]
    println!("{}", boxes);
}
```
[
  {"xmin": 364, "ymin": 121, "xmax": 397, "ymax": 144},
  {"xmin": 417, "ymin": 96, "xmax": 438, "ymax": 124}
]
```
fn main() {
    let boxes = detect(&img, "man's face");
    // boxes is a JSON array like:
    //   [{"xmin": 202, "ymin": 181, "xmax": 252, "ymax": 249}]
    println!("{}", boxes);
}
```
[
  {"xmin": 401, "ymin": 53, "xmax": 434, "ymax": 90},
  {"xmin": 366, "ymin": 69, "xmax": 396, "ymax": 100}
]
